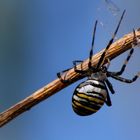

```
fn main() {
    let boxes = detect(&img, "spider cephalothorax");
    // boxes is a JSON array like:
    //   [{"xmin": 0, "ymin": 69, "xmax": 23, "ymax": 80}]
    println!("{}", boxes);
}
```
[{"xmin": 57, "ymin": 10, "xmax": 140, "ymax": 116}]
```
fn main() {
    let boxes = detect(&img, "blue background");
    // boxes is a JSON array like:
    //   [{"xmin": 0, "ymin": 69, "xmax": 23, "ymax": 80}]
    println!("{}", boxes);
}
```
[{"xmin": 1, "ymin": 0, "xmax": 140, "ymax": 140}]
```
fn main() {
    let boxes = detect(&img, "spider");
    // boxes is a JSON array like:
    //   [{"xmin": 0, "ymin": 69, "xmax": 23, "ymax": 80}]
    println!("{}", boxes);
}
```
[{"xmin": 57, "ymin": 10, "xmax": 140, "ymax": 116}]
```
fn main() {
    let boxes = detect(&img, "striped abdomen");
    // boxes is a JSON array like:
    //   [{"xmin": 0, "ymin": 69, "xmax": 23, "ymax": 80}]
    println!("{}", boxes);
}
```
[{"xmin": 72, "ymin": 79, "xmax": 107, "ymax": 116}]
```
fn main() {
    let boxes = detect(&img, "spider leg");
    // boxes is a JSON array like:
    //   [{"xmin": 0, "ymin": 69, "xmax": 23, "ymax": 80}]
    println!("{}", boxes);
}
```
[
  {"xmin": 57, "ymin": 68, "xmax": 71, "ymax": 83},
  {"xmin": 106, "ymin": 92, "xmax": 112, "ymax": 106},
  {"xmin": 107, "ymin": 29, "xmax": 139, "ymax": 76},
  {"xmin": 104, "ymin": 82, "xmax": 112, "ymax": 106},
  {"xmin": 108, "ymin": 48, "xmax": 134, "ymax": 76},
  {"xmin": 60, "ymin": 20, "xmax": 98, "ymax": 81},
  {"xmin": 110, "ymin": 72, "xmax": 140, "ymax": 83},
  {"xmin": 73, "ymin": 60, "xmax": 87, "ymax": 74},
  {"xmin": 105, "ymin": 79, "xmax": 115, "ymax": 94},
  {"xmin": 96, "ymin": 10, "xmax": 126, "ymax": 69},
  {"xmin": 88, "ymin": 20, "xmax": 97, "ymax": 70},
  {"xmin": 57, "ymin": 60, "xmax": 87, "ymax": 83}
]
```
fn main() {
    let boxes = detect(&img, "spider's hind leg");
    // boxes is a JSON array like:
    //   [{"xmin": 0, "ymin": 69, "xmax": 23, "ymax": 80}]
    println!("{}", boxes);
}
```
[
  {"xmin": 106, "ymin": 92, "xmax": 112, "ymax": 106},
  {"xmin": 104, "ymin": 83, "xmax": 112, "ymax": 106},
  {"xmin": 105, "ymin": 79, "xmax": 115, "ymax": 94}
]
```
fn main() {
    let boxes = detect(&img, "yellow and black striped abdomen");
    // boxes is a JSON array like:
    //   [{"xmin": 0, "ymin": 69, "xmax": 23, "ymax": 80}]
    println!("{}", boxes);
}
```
[{"xmin": 72, "ymin": 79, "xmax": 107, "ymax": 116}]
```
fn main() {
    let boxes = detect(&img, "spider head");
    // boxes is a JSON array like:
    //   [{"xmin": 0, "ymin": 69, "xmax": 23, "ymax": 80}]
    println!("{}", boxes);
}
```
[
  {"xmin": 88, "ymin": 65, "xmax": 107, "ymax": 81},
  {"xmin": 89, "ymin": 70, "xmax": 107, "ymax": 81}
]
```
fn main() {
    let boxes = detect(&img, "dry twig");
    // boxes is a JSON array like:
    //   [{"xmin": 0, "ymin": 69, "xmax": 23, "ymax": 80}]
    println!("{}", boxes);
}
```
[{"xmin": 0, "ymin": 29, "xmax": 140, "ymax": 127}]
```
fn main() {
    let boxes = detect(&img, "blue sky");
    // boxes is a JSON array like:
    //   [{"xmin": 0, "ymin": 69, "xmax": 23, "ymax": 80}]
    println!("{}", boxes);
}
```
[{"xmin": 1, "ymin": 0, "xmax": 140, "ymax": 140}]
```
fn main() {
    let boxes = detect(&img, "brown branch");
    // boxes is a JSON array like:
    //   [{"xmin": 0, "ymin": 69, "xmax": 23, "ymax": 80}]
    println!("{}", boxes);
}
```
[{"xmin": 0, "ymin": 29, "xmax": 140, "ymax": 127}]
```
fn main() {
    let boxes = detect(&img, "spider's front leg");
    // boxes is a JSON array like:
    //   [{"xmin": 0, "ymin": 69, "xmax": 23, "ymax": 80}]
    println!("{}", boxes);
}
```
[
  {"xmin": 104, "ymin": 83, "xmax": 112, "ymax": 106},
  {"xmin": 57, "ymin": 68, "xmax": 72, "ymax": 83},
  {"xmin": 57, "ymin": 60, "xmax": 87, "ymax": 83},
  {"xmin": 73, "ymin": 60, "xmax": 87, "ymax": 74}
]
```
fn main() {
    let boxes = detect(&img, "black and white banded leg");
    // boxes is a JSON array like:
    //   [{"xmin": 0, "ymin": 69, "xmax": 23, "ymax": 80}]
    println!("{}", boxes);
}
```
[
  {"xmin": 70, "ymin": 20, "xmax": 98, "ymax": 74},
  {"xmin": 88, "ymin": 20, "xmax": 98, "ymax": 69},
  {"xmin": 110, "ymin": 72, "xmax": 140, "ymax": 83},
  {"xmin": 107, "ymin": 29, "xmax": 139, "ymax": 77},
  {"xmin": 108, "ymin": 47, "xmax": 134, "ymax": 76},
  {"xmin": 57, "ymin": 68, "xmax": 72, "ymax": 83},
  {"xmin": 57, "ymin": 60, "xmax": 87, "ymax": 83},
  {"xmin": 96, "ymin": 10, "xmax": 126, "ymax": 69}
]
